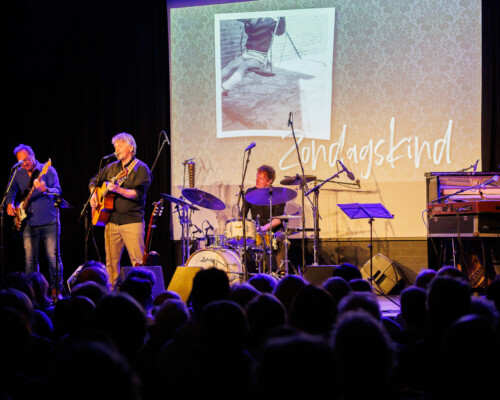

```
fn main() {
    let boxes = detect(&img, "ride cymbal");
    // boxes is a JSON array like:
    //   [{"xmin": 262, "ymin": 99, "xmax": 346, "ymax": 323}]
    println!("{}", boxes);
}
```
[{"xmin": 245, "ymin": 187, "xmax": 297, "ymax": 206}]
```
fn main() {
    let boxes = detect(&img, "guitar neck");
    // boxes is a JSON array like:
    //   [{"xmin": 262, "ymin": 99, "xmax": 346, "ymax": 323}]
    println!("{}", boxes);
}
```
[
  {"xmin": 141, "ymin": 200, "xmax": 163, "ymax": 265},
  {"xmin": 22, "ymin": 162, "xmax": 51, "ymax": 208},
  {"xmin": 22, "ymin": 186, "xmax": 36, "ymax": 208}
]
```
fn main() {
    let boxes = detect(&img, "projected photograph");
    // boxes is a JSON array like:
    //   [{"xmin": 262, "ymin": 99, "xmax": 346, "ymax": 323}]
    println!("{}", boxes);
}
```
[{"xmin": 215, "ymin": 8, "xmax": 335, "ymax": 139}]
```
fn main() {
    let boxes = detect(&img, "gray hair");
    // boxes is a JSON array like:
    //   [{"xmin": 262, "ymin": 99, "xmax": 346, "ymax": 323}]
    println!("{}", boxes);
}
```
[{"xmin": 112, "ymin": 132, "xmax": 137, "ymax": 155}]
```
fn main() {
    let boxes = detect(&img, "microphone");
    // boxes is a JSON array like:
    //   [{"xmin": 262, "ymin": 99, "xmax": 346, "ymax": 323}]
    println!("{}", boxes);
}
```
[
  {"xmin": 206, "ymin": 221, "xmax": 215, "ymax": 231},
  {"xmin": 481, "ymin": 175, "xmax": 500, "ymax": 187},
  {"xmin": 337, "ymin": 159, "xmax": 355, "ymax": 181},
  {"xmin": 161, "ymin": 130, "xmax": 171, "ymax": 145},
  {"xmin": 191, "ymin": 224, "xmax": 202, "ymax": 234},
  {"xmin": 12, "ymin": 160, "xmax": 25, "ymax": 169},
  {"xmin": 102, "ymin": 153, "xmax": 117, "ymax": 160},
  {"xmin": 245, "ymin": 142, "xmax": 256, "ymax": 152},
  {"xmin": 287, "ymin": 112, "xmax": 292, "ymax": 127}
]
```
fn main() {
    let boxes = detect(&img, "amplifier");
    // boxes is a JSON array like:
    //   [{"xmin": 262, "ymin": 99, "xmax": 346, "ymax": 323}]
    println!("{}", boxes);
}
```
[{"xmin": 428, "ymin": 214, "xmax": 500, "ymax": 237}]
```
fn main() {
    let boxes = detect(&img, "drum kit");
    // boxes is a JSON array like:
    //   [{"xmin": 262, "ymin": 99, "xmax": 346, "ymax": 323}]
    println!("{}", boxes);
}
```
[{"xmin": 161, "ymin": 182, "xmax": 302, "ymax": 282}]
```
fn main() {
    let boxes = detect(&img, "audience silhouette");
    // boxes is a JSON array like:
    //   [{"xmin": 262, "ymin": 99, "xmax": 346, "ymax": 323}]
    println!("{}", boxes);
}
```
[{"xmin": 1, "ymin": 262, "xmax": 499, "ymax": 400}]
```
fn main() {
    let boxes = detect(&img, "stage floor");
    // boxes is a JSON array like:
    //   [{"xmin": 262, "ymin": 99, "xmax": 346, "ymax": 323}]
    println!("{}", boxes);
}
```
[{"xmin": 377, "ymin": 294, "xmax": 401, "ymax": 319}]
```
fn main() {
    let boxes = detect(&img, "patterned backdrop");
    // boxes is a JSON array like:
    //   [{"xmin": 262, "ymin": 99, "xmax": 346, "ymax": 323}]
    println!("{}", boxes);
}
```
[{"xmin": 169, "ymin": 0, "xmax": 481, "ymax": 240}]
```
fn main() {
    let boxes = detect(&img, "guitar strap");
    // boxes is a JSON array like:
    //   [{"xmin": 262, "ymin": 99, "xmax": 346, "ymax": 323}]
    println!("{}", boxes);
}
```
[
  {"xmin": 20, "ymin": 168, "xmax": 41, "ymax": 199},
  {"xmin": 116, "ymin": 159, "xmax": 138, "ymax": 186}
]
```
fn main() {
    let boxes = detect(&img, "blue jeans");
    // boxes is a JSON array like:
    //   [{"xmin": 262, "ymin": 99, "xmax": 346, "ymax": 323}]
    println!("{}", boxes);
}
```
[{"xmin": 23, "ymin": 221, "xmax": 63, "ymax": 290}]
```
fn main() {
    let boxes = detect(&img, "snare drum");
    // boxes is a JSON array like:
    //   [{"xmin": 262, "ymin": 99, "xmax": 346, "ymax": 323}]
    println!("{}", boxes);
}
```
[
  {"xmin": 186, "ymin": 248, "xmax": 243, "ymax": 283},
  {"xmin": 225, "ymin": 219, "xmax": 256, "ymax": 247}
]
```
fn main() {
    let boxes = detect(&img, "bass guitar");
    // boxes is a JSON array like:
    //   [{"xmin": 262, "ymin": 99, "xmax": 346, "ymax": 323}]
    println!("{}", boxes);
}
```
[
  {"xmin": 14, "ymin": 159, "xmax": 52, "ymax": 232},
  {"xmin": 92, "ymin": 159, "xmax": 138, "ymax": 226},
  {"xmin": 136, "ymin": 199, "xmax": 164, "ymax": 266}
]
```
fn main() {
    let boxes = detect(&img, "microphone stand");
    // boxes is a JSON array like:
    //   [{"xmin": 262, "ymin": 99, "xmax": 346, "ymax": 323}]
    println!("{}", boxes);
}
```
[
  {"xmin": 237, "ymin": 147, "xmax": 252, "ymax": 281},
  {"xmin": 46, "ymin": 192, "xmax": 72, "ymax": 298},
  {"xmin": 79, "ymin": 157, "xmax": 113, "ymax": 262},
  {"xmin": 305, "ymin": 168, "xmax": 344, "ymax": 265},
  {"xmin": 0, "ymin": 167, "xmax": 21, "ymax": 279},
  {"xmin": 151, "ymin": 131, "xmax": 170, "ymax": 174},
  {"xmin": 288, "ymin": 113, "xmax": 315, "ymax": 272}
]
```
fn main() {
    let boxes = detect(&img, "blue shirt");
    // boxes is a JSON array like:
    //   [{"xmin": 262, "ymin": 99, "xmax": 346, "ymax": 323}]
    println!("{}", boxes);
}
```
[{"xmin": 6, "ymin": 160, "xmax": 62, "ymax": 227}]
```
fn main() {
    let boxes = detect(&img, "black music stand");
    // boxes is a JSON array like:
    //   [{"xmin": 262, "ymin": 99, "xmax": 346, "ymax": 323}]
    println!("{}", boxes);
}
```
[{"xmin": 338, "ymin": 203, "xmax": 394, "ymax": 293}]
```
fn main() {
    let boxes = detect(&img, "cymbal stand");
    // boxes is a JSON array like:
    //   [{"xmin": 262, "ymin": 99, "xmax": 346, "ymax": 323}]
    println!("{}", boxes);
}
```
[
  {"xmin": 175, "ymin": 204, "xmax": 192, "ymax": 266},
  {"xmin": 266, "ymin": 187, "xmax": 275, "ymax": 273},
  {"xmin": 254, "ymin": 248, "xmax": 264, "ymax": 273},
  {"xmin": 237, "ymin": 146, "xmax": 252, "ymax": 281},
  {"xmin": 251, "ymin": 216, "xmax": 264, "ymax": 274},
  {"xmin": 279, "ymin": 218, "xmax": 297, "ymax": 275}
]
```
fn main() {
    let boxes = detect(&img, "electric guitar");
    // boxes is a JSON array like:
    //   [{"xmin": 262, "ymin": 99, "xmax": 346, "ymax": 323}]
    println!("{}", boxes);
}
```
[
  {"xmin": 14, "ymin": 159, "xmax": 52, "ymax": 232},
  {"xmin": 92, "ymin": 159, "xmax": 138, "ymax": 226},
  {"xmin": 136, "ymin": 199, "xmax": 164, "ymax": 266}
]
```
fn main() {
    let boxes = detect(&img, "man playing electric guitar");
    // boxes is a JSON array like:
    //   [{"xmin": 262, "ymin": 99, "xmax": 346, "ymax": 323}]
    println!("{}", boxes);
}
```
[
  {"xmin": 5, "ymin": 144, "xmax": 64, "ymax": 302},
  {"xmin": 89, "ymin": 132, "xmax": 152, "ymax": 286}
]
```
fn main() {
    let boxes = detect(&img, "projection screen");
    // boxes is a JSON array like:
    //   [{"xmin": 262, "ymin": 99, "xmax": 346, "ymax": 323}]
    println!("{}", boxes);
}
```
[{"xmin": 168, "ymin": 0, "xmax": 481, "ymax": 241}]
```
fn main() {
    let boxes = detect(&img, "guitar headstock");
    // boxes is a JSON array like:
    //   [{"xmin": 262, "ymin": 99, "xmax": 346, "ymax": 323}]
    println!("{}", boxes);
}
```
[
  {"xmin": 153, "ymin": 199, "xmax": 164, "ymax": 218},
  {"xmin": 41, "ymin": 159, "xmax": 52, "ymax": 175}
]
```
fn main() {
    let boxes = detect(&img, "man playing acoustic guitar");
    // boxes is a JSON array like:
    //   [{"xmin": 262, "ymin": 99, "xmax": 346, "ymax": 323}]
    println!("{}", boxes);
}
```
[
  {"xmin": 5, "ymin": 144, "xmax": 64, "ymax": 302},
  {"xmin": 89, "ymin": 133, "xmax": 152, "ymax": 286}
]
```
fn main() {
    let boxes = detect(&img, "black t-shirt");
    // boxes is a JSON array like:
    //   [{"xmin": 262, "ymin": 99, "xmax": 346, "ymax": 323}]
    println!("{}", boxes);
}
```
[
  {"xmin": 243, "ymin": 187, "xmax": 285, "ymax": 233},
  {"xmin": 89, "ymin": 157, "xmax": 152, "ymax": 225}
]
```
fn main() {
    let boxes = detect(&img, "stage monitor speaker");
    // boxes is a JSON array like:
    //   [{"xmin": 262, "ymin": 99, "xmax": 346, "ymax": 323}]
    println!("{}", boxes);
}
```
[
  {"xmin": 167, "ymin": 266, "xmax": 204, "ymax": 302},
  {"xmin": 116, "ymin": 266, "xmax": 166, "ymax": 298},
  {"xmin": 360, "ymin": 253, "xmax": 402, "ymax": 295},
  {"xmin": 303, "ymin": 265, "xmax": 339, "ymax": 285}
]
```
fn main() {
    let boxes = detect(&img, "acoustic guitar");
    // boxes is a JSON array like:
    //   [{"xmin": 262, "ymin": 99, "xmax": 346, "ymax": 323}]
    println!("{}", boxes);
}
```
[
  {"xmin": 92, "ymin": 159, "xmax": 138, "ymax": 226},
  {"xmin": 136, "ymin": 199, "xmax": 164, "ymax": 266},
  {"xmin": 14, "ymin": 159, "xmax": 52, "ymax": 232}
]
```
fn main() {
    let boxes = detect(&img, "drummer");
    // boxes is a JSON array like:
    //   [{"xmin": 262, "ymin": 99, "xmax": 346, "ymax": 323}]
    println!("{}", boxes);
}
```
[{"xmin": 242, "ymin": 165, "xmax": 286, "ymax": 272}]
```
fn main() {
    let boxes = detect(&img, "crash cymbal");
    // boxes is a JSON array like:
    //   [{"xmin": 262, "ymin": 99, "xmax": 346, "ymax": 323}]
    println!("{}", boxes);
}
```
[
  {"xmin": 245, "ymin": 187, "xmax": 297, "ymax": 206},
  {"xmin": 273, "ymin": 214, "xmax": 301, "ymax": 220},
  {"xmin": 181, "ymin": 188, "xmax": 226, "ymax": 211},
  {"xmin": 280, "ymin": 174, "xmax": 317, "ymax": 186},
  {"xmin": 159, "ymin": 193, "xmax": 199, "ymax": 211}
]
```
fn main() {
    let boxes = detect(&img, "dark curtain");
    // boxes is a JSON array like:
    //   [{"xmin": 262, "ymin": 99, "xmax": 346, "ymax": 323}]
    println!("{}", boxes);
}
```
[
  {"xmin": 0, "ymin": 0, "xmax": 499, "ymax": 284},
  {"xmin": 482, "ymin": 0, "xmax": 500, "ymax": 172},
  {"xmin": 0, "ymin": 0, "xmax": 174, "ymax": 283}
]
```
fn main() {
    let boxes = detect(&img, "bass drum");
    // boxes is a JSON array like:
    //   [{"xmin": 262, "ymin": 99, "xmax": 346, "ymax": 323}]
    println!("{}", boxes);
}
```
[{"xmin": 186, "ymin": 248, "xmax": 243, "ymax": 283}]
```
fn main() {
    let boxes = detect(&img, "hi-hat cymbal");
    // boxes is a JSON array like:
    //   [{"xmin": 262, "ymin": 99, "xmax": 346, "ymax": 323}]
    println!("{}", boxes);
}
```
[
  {"xmin": 159, "ymin": 193, "xmax": 199, "ymax": 211},
  {"xmin": 280, "ymin": 174, "xmax": 317, "ymax": 186},
  {"xmin": 274, "ymin": 214, "xmax": 301, "ymax": 220},
  {"xmin": 245, "ymin": 187, "xmax": 297, "ymax": 206},
  {"xmin": 181, "ymin": 188, "xmax": 226, "ymax": 211}
]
